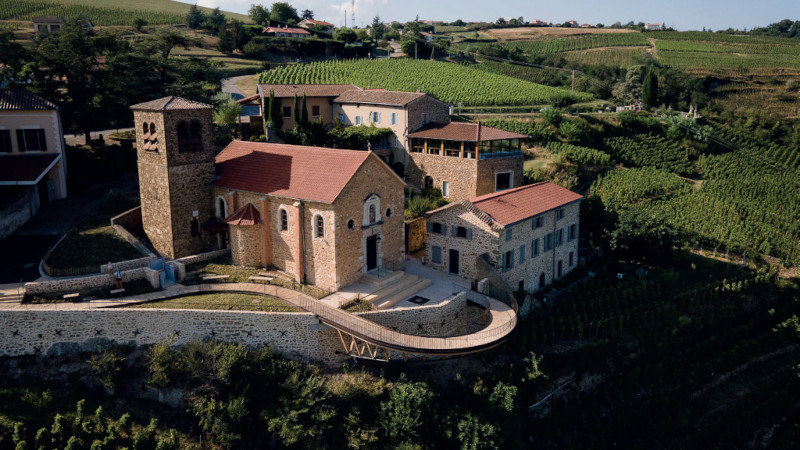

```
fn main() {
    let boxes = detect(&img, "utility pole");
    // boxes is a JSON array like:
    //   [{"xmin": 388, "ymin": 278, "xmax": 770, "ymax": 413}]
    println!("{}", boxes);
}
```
[{"xmin": 571, "ymin": 70, "xmax": 575, "ymax": 94}]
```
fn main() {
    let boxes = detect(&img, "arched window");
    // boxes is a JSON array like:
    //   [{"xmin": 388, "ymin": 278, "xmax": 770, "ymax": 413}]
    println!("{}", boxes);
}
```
[
  {"xmin": 149, "ymin": 122, "xmax": 156, "ymax": 136},
  {"xmin": 385, "ymin": 208, "xmax": 393, "ymax": 219},
  {"xmin": 189, "ymin": 120, "xmax": 203, "ymax": 152},
  {"xmin": 146, "ymin": 122, "xmax": 158, "ymax": 151},
  {"xmin": 363, "ymin": 194, "xmax": 381, "ymax": 227},
  {"xmin": 177, "ymin": 121, "xmax": 190, "ymax": 152},
  {"xmin": 142, "ymin": 122, "xmax": 149, "ymax": 136},
  {"xmin": 347, "ymin": 219, "xmax": 355, "ymax": 230},
  {"xmin": 314, "ymin": 215, "xmax": 325, "ymax": 238},
  {"xmin": 278, "ymin": 208, "xmax": 288, "ymax": 231},
  {"xmin": 369, "ymin": 205, "xmax": 376, "ymax": 224},
  {"xmin": 216, "ymin": 197, "xmax": 227, "ymax": 219}
]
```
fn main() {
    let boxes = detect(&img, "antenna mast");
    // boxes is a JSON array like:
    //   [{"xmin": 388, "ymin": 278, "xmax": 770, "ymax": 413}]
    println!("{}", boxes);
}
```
[{"xmin": 351, "ymin": 0, "xmax": 355, "ymax": 27}]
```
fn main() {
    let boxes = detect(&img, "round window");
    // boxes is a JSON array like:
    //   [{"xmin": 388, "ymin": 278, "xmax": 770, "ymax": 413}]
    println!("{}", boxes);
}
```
[
  {"xmin": 385, "ymin": 208, "xmax": 393, "ymax": 219},
  {"xmin": 347, "ymin": 219, "xmax": 355, "ymax": 230}
]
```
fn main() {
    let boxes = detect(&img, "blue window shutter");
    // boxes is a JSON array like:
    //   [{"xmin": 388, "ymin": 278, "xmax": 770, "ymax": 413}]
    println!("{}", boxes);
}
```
[
  {"xmin": 519, "ymin": 245, "xmax": 525, "ymax": 263},
  {"xmin": 442, "ymin": 226, "xmax": 447, "ymax": 236},
  {"xmin": 427, "ymin": 222, "xmax": 432, "ymax": 233},
  {"xmin": 466, "ymin": 228, "xmax": 472, "ymax": 240},
  {"xmin": 451, "ymin": 225, "xmax": 457, "ymax": 236}
]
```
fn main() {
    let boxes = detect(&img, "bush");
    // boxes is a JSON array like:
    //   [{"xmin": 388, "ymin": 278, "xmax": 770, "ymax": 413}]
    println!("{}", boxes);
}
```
[
  {"xmin": 242, "ymin": 40, "xmax": 266, "ymax": 57},
  {"xmin": 541, "ymin": 108, "xmax": 562, "ymax": 126}
]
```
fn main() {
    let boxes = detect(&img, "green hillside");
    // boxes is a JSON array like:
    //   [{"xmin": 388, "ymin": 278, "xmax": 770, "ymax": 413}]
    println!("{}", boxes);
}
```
[
  {"xmin": 0, "ymin": 0, "xmax": 250, "ymax": 26},
  {"xmin": 258, "ymin": 59, "xmax": 592, "ymax": 106}
]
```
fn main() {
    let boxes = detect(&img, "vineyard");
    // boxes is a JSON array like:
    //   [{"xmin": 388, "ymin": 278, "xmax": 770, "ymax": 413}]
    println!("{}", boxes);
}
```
[
  {"xmin": 545, "ymin": 141, "xmax": 612, "ymax": 167},
  {"xmin": 0, "ymin": 0, "xmax": 249, "ymax": 26},
  {"xmin": 455, "ymin": 32, "xmax": 649, "ymax": 57},
  {"xmin": 562, "ymin": 47, "xmax": 649, "ymax": 68},
  {"xmin": 258, "ymin": 59, "xmax": 592, "ymax": 106},
  {"xmin": 603, "ymin": 133, "xmax": 696, "ymax": 175}
]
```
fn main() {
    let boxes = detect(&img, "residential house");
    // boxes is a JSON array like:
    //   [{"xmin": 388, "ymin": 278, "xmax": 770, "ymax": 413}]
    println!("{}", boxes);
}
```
[
  {"xmin": 256, "ymin": 84, "xmax": 358, "ymax": 130},
  {"xmin": 644, "ymin": 23, "xmax": 663, "ymax": 31},
  {"xmin": 298, "ymin": 19, "xmax": 335, "ymax": 35},
  {"xmin": 406, "ymin": 122, "xmax": 526, "ymax": 201},
  {"xmin": 530, "ymin": 19, "xmax": 548, "ymax": 26},
  {"xmin": 0, "ymin": 89, "xmax": 67, "ymax": 241},
  {"xmin": 332, "ymin": 89, "xmax": 450, "ymax": 164},
  {"xmin": 263, "ymin": 25, "xmax": 311, "ymax": 38},
  {"xmin": 131, "ymin": 96, "xmax": 406, "ymax": 291},
  {"xmin": 424, "ymin": 182, "xmax": 583, "ymax": 292},
  {"xmin": 566, "ymin": 20, "xmax": 579, "ymax": 28},
  {"xmin": 32, "ymin": 17, "xmax": 62, "ymax": 34}
]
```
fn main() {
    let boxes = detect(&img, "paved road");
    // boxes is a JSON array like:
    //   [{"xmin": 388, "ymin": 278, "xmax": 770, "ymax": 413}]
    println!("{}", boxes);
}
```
[
  {"xmin": 388, "ymin": 40, "xmax": 406, "ymax": 58},
  {"xmin": 0, "ymin": 175, "xmax": 138, "ymax": 284},
  {"xmin": 223, "ymin": 75, "xmax": 260, "ymax": 116}
]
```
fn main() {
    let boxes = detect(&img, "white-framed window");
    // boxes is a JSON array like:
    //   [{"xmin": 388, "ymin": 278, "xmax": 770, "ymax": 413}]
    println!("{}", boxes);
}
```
[
  {"xmin": 391, "ymin": 113, "xmax": 398, "ymax": 125},
  {"xmin": 313, "ymin": 214, "xmax": 325, "ymax": 238},
  {"xmin": 277, "ymin": 207, "xmax": 289, "ymax": 232},
  {"xmin": 442, "ymin": 181, "xmax": 450, "ymax": 198},
  {"xmin": 370, "ymin": 111, "xmax": 381, "ymax": 123},
  {"xmin": 495, "ymin": 171, "xmax": 513, "ymax": 191},
  {"xmin": 363, "ymin": 194, "xmax": 381, "ymax": 226},
  {"xmin": 355, "ymin": 116, "xmax": 362, "ymax": 125}
]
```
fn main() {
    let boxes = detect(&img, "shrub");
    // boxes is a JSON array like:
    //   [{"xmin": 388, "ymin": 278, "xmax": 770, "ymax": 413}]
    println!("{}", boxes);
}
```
[{"xmin": 541, "ymin": 108, "xmax": 562, "ymax": 126}]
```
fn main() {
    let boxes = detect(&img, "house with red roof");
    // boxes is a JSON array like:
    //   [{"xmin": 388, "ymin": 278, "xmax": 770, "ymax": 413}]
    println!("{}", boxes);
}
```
[
  {"xmin": 424, "ymin": 182, "xmax": 583, "ymax": 293},
  {"xmin": 131, "ymin": 95, "xmax": 406, "ymax": 291},
  {"xmin": 0, "ymin": 89, "xmax": 67, "ymax": 241},
  {"xmin": 263, "ymin": 25, "xmax": 311, "ymax": 38},
  {"xmin": 298, "ymin": 19, "xmax": 335, "ymax": 35}
]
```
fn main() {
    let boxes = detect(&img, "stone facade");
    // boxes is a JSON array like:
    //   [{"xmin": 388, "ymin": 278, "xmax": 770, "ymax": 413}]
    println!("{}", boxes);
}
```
[
  {"xmin": 407, "ymin": 154, "xmax": 523, "ymax": 202},
  {"xmin": 426, "ymin": 201, "xmax": 581, "ymax": 292},
  {"xmin": 134, "ymin": 108, "xmax": 216, "ymax": 259},
  {"xmin": 0, "ymin": 291, "xmax": 476, "ymax": 366},
  {"xmin": 211, "ymin": 153, "xmax": 405, "ymax": 292}
]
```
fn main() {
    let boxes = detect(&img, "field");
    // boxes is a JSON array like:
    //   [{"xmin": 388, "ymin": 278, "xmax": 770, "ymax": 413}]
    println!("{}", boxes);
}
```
[
  {"xmin": 0, "ymin": 0, "xmax": 250, "ymax": 26},
  {"xmin": 258, "ymin": 59, "xmax": 592, "ymax": 106}
]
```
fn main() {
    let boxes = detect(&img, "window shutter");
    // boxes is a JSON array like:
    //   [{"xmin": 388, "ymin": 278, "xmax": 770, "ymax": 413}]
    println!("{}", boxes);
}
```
[
  {"xmin": 451, "ymin": 225, "xmax": 457, "ymax": 236},
  {"xmin": 466, "ymin": 228, "xmax": 472, "ymax": 240},
  {"xmin": 16, "ymin": 129, "xmax": 24, "ymax": 152},
  {"xmin": 442, "ymin": 226, "xmax": 447, "ymax": 236},
  {"xmin": 427, "ymin": 222, "xmax": 432, "ymax": 233},
  {"xmin": 38, "ymin": 129, "xmax": 46, "ymax": 151}
]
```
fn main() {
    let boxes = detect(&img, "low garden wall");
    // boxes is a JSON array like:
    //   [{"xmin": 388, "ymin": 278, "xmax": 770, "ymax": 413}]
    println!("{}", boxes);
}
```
[
  {"xmin": 176, "ymin": 249, "xmax": 231, "ymax": 266},
  {"xmin": 24, "ymin": 267, "xmax": 161, "ymax": 296},
  {"xmin": 358, "ymin": 292, "xmax": 483, "ymax": 337}
]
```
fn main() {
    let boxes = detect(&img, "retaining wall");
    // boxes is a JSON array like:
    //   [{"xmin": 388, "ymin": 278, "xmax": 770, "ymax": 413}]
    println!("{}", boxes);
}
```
[{"xmin": 0, "ymin": 292, "xmax": 480, "ymax": 365}]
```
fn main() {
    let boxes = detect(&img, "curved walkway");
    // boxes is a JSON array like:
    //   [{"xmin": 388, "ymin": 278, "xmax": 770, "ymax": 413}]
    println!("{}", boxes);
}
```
[{"xmin": 7, "ymin": 282, "xmax": 518, "ymax": 356}]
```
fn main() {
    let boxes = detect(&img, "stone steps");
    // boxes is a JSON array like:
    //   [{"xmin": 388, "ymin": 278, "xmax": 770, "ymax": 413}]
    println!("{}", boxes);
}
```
[
  {"xmin": 360, "ymin": 270, "xmax": 405, "ymax": 288},
  {"xmin": 0, "ymin": 293, "xmax": 23, "ymax": 303},
  {"xmin": 374, "ymin": 278, "xmax": 432, "ymax": 310}
]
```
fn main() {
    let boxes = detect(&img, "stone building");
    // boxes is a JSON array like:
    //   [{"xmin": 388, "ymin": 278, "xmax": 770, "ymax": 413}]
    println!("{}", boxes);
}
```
[
  {"xmin": 424, "ymin": 182, "xmax": 583, "ymax": 292},
  {"xmin": 406, "ymin": 122, "xmax": 527, "ymax": 201},
  {"xmin": 256, "ymin": 84, "xmax": 358, "ymax": 131},
  {"xmin": 131, "ymin": 96, "xmax": 217, "ymax": 259},
  {"xmin": 132, "ymin": 96, "xmax": 406, "ymax": 291},
  {"xmin": 0, "ymin": 89, "xmax": 67, "ymax": 241},
  {"xmin": 211, "ymin": 141, "xmax": 407, "ymax": 291}
]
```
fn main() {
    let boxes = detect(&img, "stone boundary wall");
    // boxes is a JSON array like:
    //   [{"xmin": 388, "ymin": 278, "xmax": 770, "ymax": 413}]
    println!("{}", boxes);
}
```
[
  {"xmin": 0, "ymin": 292, "xmax": 481, "ymax": 365},
  {"xmin": 110, "ymin": 207, "xmax": 152, "ymax": 257},
  {"xmin": 175, "ymin": 249, "xmax": 231, "ymax": 266},
  {"xmin": 0, "ymin": 189, "xmax": 36, "ymax": 242},
  {"xmin": 358, "ymin": 292, "xmax": 478, "ymax": 337},
  {"xmin": 24, "ymin": 267, "xmax": 161, "ymax": 296},
  {"xmin": 100, "ymin": 256, "xmax": 158, "ymax": 275}
]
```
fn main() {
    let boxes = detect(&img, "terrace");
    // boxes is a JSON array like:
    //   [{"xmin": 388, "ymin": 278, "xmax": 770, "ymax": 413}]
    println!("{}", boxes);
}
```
[{"xmin": 408, "ymin": 122, "xmax": 526, "ymax": 160}]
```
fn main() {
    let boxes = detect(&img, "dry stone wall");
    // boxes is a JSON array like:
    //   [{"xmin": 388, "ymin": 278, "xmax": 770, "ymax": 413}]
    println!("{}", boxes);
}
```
[{"xmin": 24, "ymin": 267, "xmax": 160, "ymax": 296}]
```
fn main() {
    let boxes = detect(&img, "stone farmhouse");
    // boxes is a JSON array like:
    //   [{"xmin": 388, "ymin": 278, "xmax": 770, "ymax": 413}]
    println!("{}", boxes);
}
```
[
  {"xmin": 253, "ymin": 84, "xmax": 525, "ymax": 202},
  {"xmin": 0, "ymin": 89, "xmax": 67, "ymax": 241},
  {"xmin": 131, "ymin": 96, "xmax": 405, "ymax": 292},
  {"xmin": 424, "ymin": 182, "xmax": 583, "ymax": 292}
]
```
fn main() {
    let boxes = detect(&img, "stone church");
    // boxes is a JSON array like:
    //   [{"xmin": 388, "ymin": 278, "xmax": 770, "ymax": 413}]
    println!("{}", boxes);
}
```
[{"xmin": 131, "ymin": 96, "xmax": 407, "ymax": 292}]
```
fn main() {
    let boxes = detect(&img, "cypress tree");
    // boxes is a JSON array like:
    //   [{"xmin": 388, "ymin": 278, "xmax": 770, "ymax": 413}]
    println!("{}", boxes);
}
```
[
  {"xmin": 642, "ymin": 68, "xmax": 658, "ymax": 109},
  {"xmin": 293, "ymin": 94, "xmax": 301, "ymax": 129},
  {"xmin": 268, "ymin": 89, "xmax": 282, "ymax": 130},
  {"xmin": 301, "ymin": 93, "xmax": 309, "ymax": 129}
]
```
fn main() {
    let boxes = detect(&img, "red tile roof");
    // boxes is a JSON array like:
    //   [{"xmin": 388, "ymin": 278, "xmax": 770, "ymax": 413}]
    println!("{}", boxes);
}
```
[
  {"xmin": 408, "ymin": 122, "xmax": 527, "ymax": 142},
  {"xmin": 226, "ymin": 203, "xmax": 261, "ymax": 226},
  {"xmin": 264, "ymin": 26, "xmax": 311, "ymax": 35},
  {"xmin": 0, "ymin": 89, "xmax": 58, "ymax": 111},
  {"xmin": 300, "ymin": 19, "xmax": 335, "ymax": 27},
  {"xmin": 469, "ymin": 182, "xmax": 584, "ymax": 227},
  {"xmin": 214, "ymin": 141, "xmax": 373, "ymax": 204},
  {"xmin": 130, "ymin": 96, "xmax": 212, "ymax": 111},
  {"xmin": 257, "ymin": 84, "xmax": 359, "ymax": 98},
  {"xmin": 334, "ymin": 89, "xmax": 428, "ymax": 107},
  {"xmin": 0, "ymin": 154, "xmax": 60, "ymax": 184},
  {"xmin": 237, "ymin": 93, "xmax": 261, "ymax": 105}
]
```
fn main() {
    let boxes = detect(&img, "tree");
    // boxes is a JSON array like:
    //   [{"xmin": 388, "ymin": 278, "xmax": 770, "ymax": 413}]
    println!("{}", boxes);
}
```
[
  {"xmin": 334, "ymin": 27, "xmax": 357, "ymax": 43},
  {"xmin": 270, "ymin": 2, "xmax": 299, "ymax": 23},
  {"xmin": 186, "ymin": 4, "xmax": 206, "ymax": 29},
  {"xmin": 292, "ymin": 93, "xmax": 300, "ymax": 129},
  {"xmin": 379, "ymin": 380, "xmax": 433, "ymax": 442},
  {"xmin": 370, "ymin": 15, "xmax": 386, "ymax": 40},
  {"xmin": 300, "ymin": 93, "xmax": 309, "ymax": 129},
  {"xmin": 216, "ymin": 23, "xmax": 235, "ymax": 53},
  {"xmin": 642, "ymin": 68, "xmax": 659, "ymax": 108},
  {"xmin": 608, "ymin": 206, "xmax": 682, "ymax": 261},
  {"xmin": 133, "ymin": 18, "xmax": 148, "ymax": 32},
  {"xmin": 301, "ymin": 9, "xmax": 314, "ymax": 20},
  {"xmin": 248, "ymin": 4, "xmax": 270, "ymax": 25},
  {"xmin": 140, "ymin": 28, "xmax": 201, "ymax": 91},
  {"xmin": 0, "ymin": 25, "xmax": 26, "ymax": 85},
  {"xmin": 269, "ymin": 89, "xmax": 282, "ymax": 130},
  {"xmin": 206, "ymin": 7, "xmax": 226, "ymax": 31},
  {"xmin": 213, "ymin": 92, "xmax": 241, "ymax": 140}
]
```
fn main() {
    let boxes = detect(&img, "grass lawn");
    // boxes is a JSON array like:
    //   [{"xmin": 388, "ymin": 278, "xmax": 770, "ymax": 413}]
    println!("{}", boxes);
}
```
[
  {"xmin": 44, "ymin": 192, "xmax": 142, "ymax": 276},
  {"xmin": 236, "ymin": 74, "xmax": 260, "ymax": 96},
  {"xmin": 341, "ymin": 298, "xmax": 376, "ymax": 313},
  {"xmin": 128, "ymin": 293, "xmax": 301, "ymax": 312}
]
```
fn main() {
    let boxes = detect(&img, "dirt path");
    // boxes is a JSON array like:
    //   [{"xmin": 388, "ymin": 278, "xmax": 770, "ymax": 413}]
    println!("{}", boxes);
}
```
[{"xmin": 647, "ymin": 37, "xmax": 657, "ymax": 56}]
